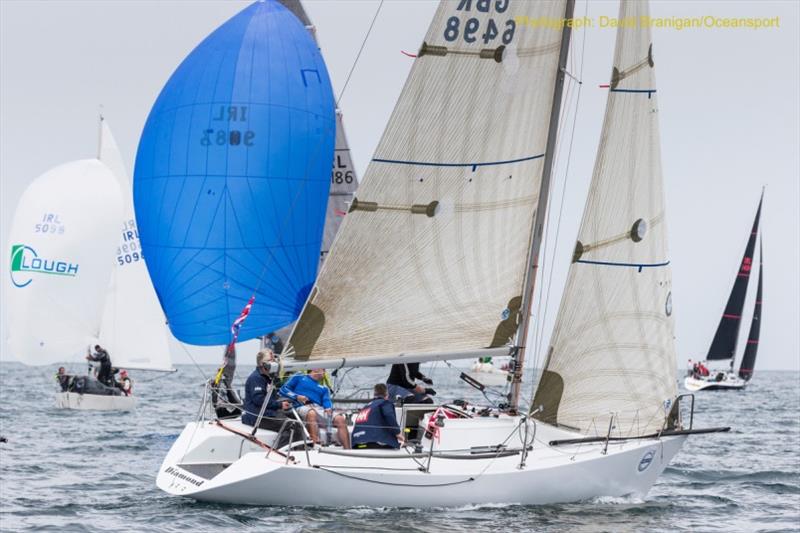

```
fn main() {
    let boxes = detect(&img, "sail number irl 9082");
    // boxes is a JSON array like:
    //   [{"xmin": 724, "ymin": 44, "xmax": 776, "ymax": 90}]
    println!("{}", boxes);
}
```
[
  {"xmin": 444, "ymin": 0, "xmax": 516, "ymax": 45},
  {"xmin": 202, "ymin": 105, "xmax": 255, "ymax": 147}
]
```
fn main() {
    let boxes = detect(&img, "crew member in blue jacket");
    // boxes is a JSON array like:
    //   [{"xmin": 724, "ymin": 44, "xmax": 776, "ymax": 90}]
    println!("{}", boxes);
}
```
[
  {"xmin": 280, "ymin": 368, "xmax": 350, "ymax": 448},
  {"xmin": 242, "ymin": 351, "xmax": 293, "ymax": 445},
  {"xmin": 352, "ymin": 383, "xmax": 405, "ymax": 449}
]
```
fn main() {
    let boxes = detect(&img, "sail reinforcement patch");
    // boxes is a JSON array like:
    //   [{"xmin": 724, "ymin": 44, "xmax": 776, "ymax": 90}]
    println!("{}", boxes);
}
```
[{"xmin": 631, "ymin": 218, "xmax": 648, "ymax": 242}]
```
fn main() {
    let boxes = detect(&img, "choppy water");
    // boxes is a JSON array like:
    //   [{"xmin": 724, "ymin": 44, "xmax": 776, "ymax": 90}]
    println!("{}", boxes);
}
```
[{"xmin": 0, "ymin": 362, "xmax": 798, "ymax": 532}]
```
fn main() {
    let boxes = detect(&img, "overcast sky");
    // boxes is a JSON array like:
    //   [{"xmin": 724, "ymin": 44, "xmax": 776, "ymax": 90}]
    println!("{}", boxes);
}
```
[{"xmin": 1, "ymin": 1, "xmax": 798, "ymax": 371}]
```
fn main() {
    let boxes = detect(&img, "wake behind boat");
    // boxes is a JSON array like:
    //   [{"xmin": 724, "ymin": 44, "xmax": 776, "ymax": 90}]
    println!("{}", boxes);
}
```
[{"xmin": 158, "ymin": 0, "xmax": 728, "ymax": 507}]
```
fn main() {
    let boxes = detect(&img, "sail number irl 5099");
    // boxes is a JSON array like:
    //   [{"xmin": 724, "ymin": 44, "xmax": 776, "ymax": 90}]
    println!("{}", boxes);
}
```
[
  {"xmin": 445, "ymin": 0, "xmax": 516, "ymax": 45},
  {"xmin": 202, "ymin": 105, "xmax": 255, "ymax": 147}
]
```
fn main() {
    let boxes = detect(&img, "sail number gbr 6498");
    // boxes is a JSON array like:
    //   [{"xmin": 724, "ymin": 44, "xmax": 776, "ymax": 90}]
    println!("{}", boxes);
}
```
[{"xmin": 444, "ymin": 0, "xmax": 516, "ymax": 45}]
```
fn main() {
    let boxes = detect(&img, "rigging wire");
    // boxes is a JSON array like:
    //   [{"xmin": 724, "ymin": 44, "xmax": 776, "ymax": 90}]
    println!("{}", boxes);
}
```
[
  {"xmin": 529, "ymin": 0, "xmax": 590, "ymax": 395},
  {"xmin": 336, "ymin": 0, "xmax": 385, "ymax": 107},
  {"xmin": 176, "ymin": 341, "xmax": 209, "ymax": 381}
]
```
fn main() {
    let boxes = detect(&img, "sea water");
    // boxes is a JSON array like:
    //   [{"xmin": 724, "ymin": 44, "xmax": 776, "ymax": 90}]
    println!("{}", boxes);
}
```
[{"xmin": 0, "ymin": 363, "xmax": 798, "ymax": 532}]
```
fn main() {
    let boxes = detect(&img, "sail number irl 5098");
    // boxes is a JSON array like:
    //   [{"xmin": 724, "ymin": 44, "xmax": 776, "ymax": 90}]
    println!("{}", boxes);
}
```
[
  {"xmin": 202, "ymin": 105, "xmax": 255, "ymax": 147},
  {"xmin": 444, "ymin": 0, "xmax": 516, "ymax": 45}
]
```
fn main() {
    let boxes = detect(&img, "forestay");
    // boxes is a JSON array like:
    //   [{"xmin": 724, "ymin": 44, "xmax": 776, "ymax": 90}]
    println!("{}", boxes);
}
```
[
  {"xmin": 98, "ymin": 120, "xmax": 174, "ymax": 371},
  {"xmin": 7, "ymin": 160, "xmax": 122, "ymax": 365},
  {"xmin": 533, "ymin": 0, "xmax": 676, "ymax": 437},
  {"xmin": 287, "ymin": 0, "xmax": 567, "ymax": 362},
  {"xmin": 133, "ymin": 1, "xmax": 336, "ymax": 346}
]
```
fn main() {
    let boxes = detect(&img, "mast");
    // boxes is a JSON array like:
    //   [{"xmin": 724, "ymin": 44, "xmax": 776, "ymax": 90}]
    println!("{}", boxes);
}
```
[{"xmin": 509, "ymin": 0, "xmax": 575, "ymax": 411}]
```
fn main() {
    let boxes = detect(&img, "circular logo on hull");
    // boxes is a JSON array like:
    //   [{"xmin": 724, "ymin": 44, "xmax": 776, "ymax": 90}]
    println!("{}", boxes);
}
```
[{"xmin": 638, "ymin": 450, "xmax": 656, "ymax": 472}]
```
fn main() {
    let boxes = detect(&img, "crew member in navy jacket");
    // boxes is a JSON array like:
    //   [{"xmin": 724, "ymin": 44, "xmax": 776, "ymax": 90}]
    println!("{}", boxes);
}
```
[
  {"xmin": 352, "ymin": 383, "xmax": 405, "ymax": 449},
  {"xmin": 242, "ymin": 350, "xmax": 291, "ymax": 438}
]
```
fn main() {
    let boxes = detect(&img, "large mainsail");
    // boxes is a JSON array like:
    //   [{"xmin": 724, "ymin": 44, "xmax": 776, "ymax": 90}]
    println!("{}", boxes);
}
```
[
  {"xmin": 133, "ymin": 1, "xmax": 336, "ymax": 346},
  {"xmin": 533, "ymin": 0, "xmax": 676, "ymax": 437},
  {"xmin": 739, "ymin": 238, "xmax": 763, "ymax": 381},
  {"xmin": 97, "ymin": 120, "xmax": 173, "ymax": 371},
  {"xmin": 706, "ymin": 195, "xmax": 762, "ymax": 361},
  {"xmin": 286, "ymin": 0, "xmax": 569, "ymax": 362},
  {"xmin": 7, "ymin": 160, "xmax": 122, "ymax": 365}
]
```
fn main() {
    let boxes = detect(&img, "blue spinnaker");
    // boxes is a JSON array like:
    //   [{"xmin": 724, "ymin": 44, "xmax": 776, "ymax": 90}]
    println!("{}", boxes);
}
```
[{"xmin": 133, "ymin": 1, "xmax": 335, "ymax": 345}]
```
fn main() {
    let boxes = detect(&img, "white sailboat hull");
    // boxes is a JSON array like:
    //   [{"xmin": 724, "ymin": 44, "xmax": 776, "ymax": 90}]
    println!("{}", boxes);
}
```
[
  {"xmin": 683, "ymin": 374, "xmax": 746, "ymax": 392},
  {"xmin": 157, "ymin": 417, "xmax": 685, "ymax": 507},
  {"xmin": 55, "ymin": 392, "xmax": 136, "ymax": 411}
]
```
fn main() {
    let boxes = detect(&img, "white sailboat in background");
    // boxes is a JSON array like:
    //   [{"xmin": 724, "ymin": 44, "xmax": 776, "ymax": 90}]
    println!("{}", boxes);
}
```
[
  {"xmin": 157, "ymin": 0, "xmax": 729, "ymax": 506},
  {"xmin": 97, "ymin": 118, "xmax": 174, "ymax": 376},
  {"xmin": 6, "ymin": 118, "xmax": 173, "ymax": 411}
]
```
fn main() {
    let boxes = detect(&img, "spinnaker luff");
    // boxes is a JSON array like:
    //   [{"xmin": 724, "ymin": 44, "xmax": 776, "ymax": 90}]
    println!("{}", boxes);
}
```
[{"xmin": 134, "ymin": 1, "xmax": 336, "ymax": 345}]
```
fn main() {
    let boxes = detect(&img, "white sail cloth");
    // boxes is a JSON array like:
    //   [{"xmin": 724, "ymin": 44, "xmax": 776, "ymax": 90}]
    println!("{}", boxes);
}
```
[
  {"xmin": 533, "ymin": 0, "xmax": 677, "ymax": 437},
  {"xmin": 7, "ymin": 160, "xmax": 122, "ymax": 365},
  {"xmin": 320, "ymin": 111, "xmax": 359, "ymax": 264},
  {"xmin": 287, "ymin": 0, "xmax": 567, "ymax": 362},
  {"xmin": 98, "ymin": 121, "xmax": 174, "ymax": 371}
]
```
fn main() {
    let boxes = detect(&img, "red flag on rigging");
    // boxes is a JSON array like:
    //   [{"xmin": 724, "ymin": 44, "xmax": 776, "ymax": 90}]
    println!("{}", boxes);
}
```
[{"xmin": 229, "ymin": 295, "xmax": 255, "ymax": 347}]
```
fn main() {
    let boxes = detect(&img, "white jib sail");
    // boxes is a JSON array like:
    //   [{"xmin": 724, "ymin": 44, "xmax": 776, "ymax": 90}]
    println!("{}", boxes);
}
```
[
  {"xmin": 533, "ymin": 0, "xmax": 677, "ymax": 437},
  {"xmin": 287, "ymin": 0, "xmax": 567, "ymax": 362},
  {"xmin": 97, "ymin": 120, "xmax": 174, "ymax": 371},
  {"xmin": 7, "ymin": 159, "xmax": 122, "ymax": 365},
  {"xmin": 320, "ymin": 110, "xmax": 359, "ymax": 264}
]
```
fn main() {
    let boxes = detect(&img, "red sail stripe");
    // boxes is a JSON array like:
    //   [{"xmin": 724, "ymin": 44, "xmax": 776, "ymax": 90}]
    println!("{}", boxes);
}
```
[{"xmin": 722, "ymin": 314, "xmax": 741, "ymax": 319}]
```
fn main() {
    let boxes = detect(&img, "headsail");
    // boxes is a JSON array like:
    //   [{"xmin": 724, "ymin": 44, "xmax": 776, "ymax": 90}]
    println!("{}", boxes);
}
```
[
  {"xmin": 133, "ymin": 1, "xmax": 336, "ymax": 346},
  {"xmin": 739, "ymin": 237, "xmax": 763, "ymax": 381},
  {"xmin": 285, "ymin": 0, "xmax": 569, "ymax": 364},
  {"xmin": 705, "ymin": 195, "xmax": 763, "ymax": 361},
  {"xmin": 533, "ymin": 0, "xmax": 676, "ymax": 437},
  {"xmin": 321, "ymin": 111, "xmax": 359, "ymax": 265},
  {"xmin": 7, "ymin": 160, "xmax": 122, "ymax": 365},
  {"xmin": 97, "ymin": 120, "xmax": 174, "ymax": 371}
]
